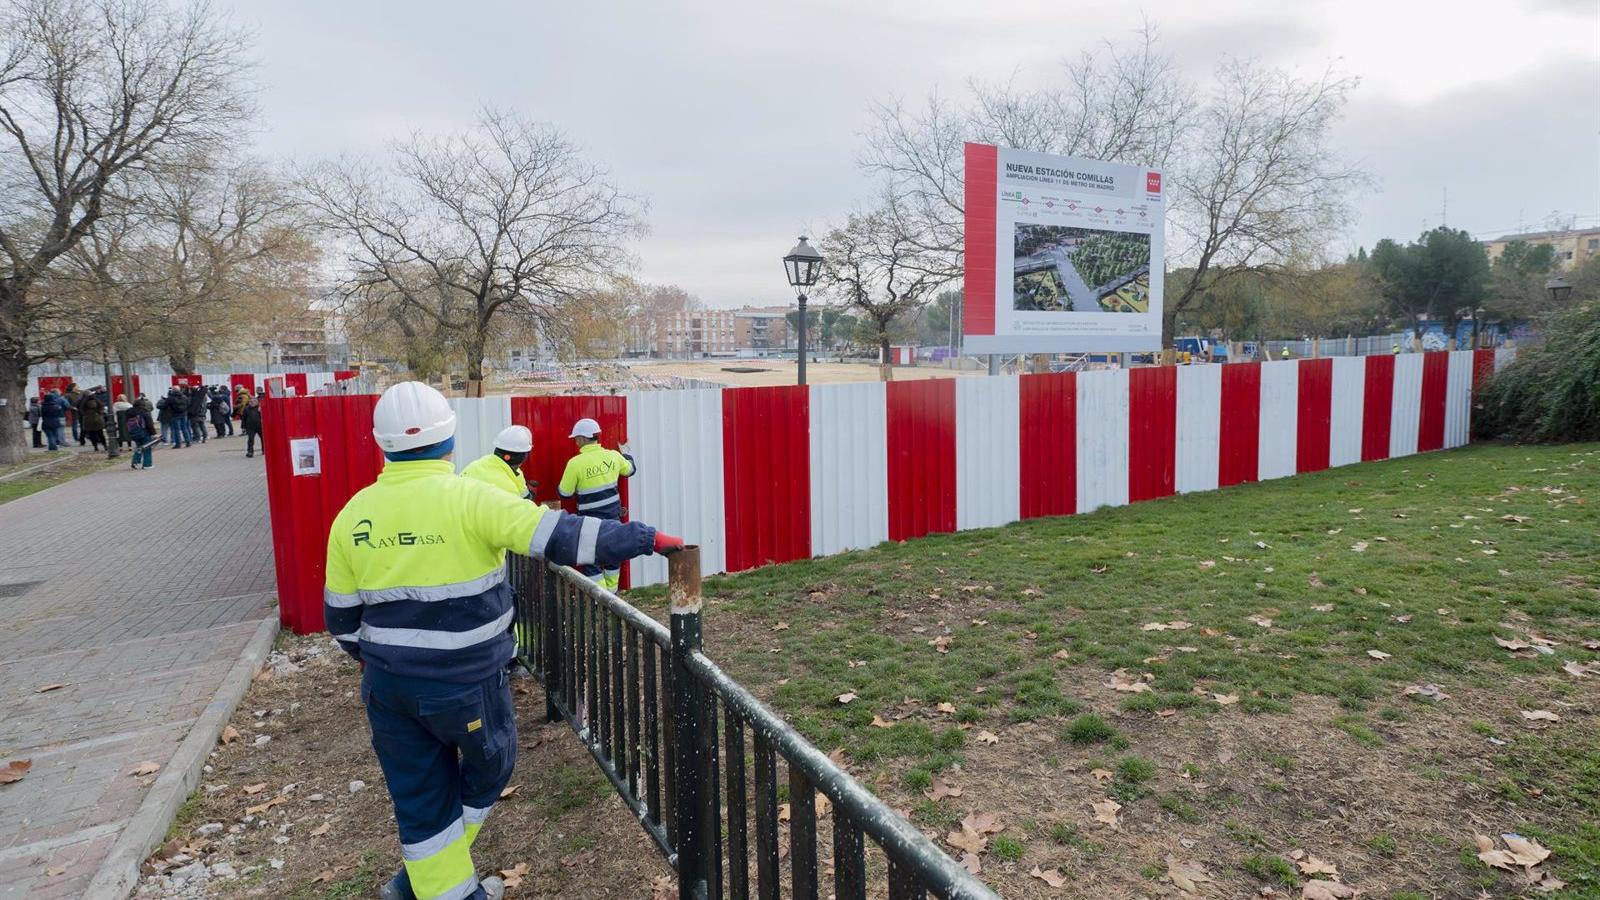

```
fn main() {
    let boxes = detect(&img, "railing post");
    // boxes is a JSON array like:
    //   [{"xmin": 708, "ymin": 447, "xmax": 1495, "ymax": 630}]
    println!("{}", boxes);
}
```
[
  {"xmin": 669, "ymin": 546, "xmax": 707, "ymax": 900},
  {"xmin": 541, "ymin": 562, "xmax": 561, "ymax": 723}
]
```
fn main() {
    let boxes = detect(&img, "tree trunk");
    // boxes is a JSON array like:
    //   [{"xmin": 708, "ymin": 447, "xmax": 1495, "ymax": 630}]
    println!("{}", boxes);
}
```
[
  {"xmin": 0, "ymin": 347, "xmax": 28, "ymax": 466},
  {"xmin": 465, "ymin": 327, "xmax": 487, "ymax": 391},
  {"xmin": 168, "ymin": 348, "xmax": 197, "ymax": 375}
]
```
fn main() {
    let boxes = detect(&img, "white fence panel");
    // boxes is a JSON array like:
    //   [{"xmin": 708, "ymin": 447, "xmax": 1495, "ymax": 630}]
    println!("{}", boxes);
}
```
[
  {"xmin": 1329, "ymin": 356, "xmax": 1366, "ymax": 468},
  {"xmin": 448, "ymin": 396, "xmax": 513, "ymax": 474},
  {"xmin": 1444, "ymin": 351, "xmax": 1473, "ymax": 449},
  {"xmin": 1257, "ymin": 360, "xmax": 1299, "ymax": 480},
  {"xmin": 956, "ymin": 376, "xmax": 1021, "ymax": 530},
  {"xmin": 1175, "ymin": 364, "xmax": 1221, "ymax": 494},
  {"xmin": 809, "ymin": 382, "xmax": 889, "ymax": 556},
  {"xmin": 1390, "ymin": 353, "xmax": 1423, "ymax": 458},
  {"xmin": 626, "ymin": 389, "xmax": 727, "ymax": 586},
  {"xmin": 1075, "ymin": 368, "xmax": 1129, "ymax": 512}
]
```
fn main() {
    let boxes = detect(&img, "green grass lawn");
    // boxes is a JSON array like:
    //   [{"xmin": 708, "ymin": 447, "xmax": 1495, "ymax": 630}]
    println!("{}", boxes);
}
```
[
  {"xmin": 633, "ymin": 442, "xmax": 1600, "ymax": 897},
  {"xmin": 0, "ymin": 450, "xmax": 120, "ymax": 505}
]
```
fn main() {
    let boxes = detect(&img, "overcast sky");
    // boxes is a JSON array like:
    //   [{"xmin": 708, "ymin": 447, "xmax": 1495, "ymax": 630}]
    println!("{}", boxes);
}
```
[{"xmin": 222, "ymin": 0, "xmax": 1600, "ymax": 308}]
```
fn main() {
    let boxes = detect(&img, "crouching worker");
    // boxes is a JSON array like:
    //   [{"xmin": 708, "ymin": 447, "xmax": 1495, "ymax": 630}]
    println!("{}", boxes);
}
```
[
  {"xmin": 461, "ymin": 426, "xmax": 533, "ymax": 499},
  {"xmin": 324, "ymin": 383, "xmax": 683, "ymax": 900}
]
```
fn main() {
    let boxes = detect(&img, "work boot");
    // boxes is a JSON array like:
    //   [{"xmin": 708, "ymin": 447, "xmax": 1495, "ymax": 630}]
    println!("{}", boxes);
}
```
[
  {"xmin": 481, "ymin": 875, "xmax": 506, "ymax": 900},
  {"xmin": 379, "ymin": 868, "xmax": 417, "ymax": 900}
]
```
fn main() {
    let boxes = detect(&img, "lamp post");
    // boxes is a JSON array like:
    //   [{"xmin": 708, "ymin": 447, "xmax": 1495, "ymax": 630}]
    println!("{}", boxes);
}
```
[
  {"xmin": 1546, "ymin": 275, "xmax": 1573, "ymax": 305},
  {"xmin": 261, "ymin": 339, "xmax": 273, "ymax": 373},
  {"xmin": 783, "ymin": 236, "xmax": 824, "ymax": 386}
]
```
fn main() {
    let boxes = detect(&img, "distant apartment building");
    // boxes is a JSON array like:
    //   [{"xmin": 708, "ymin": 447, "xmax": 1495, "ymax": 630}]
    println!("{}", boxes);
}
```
[
  {"xmin": 644, "ymin": 305, "xmax": 795, "ymax": 358},
  {"xmin": 276, "ymin": 308, "xmax": 342, "ymax": 368},
  {"xmin": 1483, "ymin": 226, "xmax": 1600, "ymax": 271}
]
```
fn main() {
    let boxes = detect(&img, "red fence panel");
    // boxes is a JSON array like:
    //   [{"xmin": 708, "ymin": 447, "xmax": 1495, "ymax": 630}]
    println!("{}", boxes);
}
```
[
  {"xmin": 283, "ymin": 372, "xmax": 309, "ymax": 397},
  {"xmin": 1128, "ymin": 367, "xmax": 1177, "ymax": 502},
  {"xmin": 335, "ymin": 370, "xmax": 357, "ymax": 382},
  {"xmin": 1418, "ymin": 352, "xmax": 1449, "ymax": 453},
  {"xmin": 261, "ymin": 395, "xmax": 383, "ymax": 633},
  {"xmin": 886, "ymin": 379, "xmax": 956, "ymax": 541},
  {"xmin": 1361, "ymin": 355, "xmax": 1395, "ymax": 462},
  {"xmin": 109, "ymin": 375, "xmax": 141, "ymax": 399},
  {"xmin": 1019, "ymin": 372, "xmax": 1077, "ymax": 519},
  {"xmin": 230, "ymin": 373, "xmax": 256, "ymax": 396},
  {"xmin": 721, "ymin": 385, "xmax": 811, "ymax": 572},
  {"xmin": 36, "ymin": 376, "xmax": 71, "ymax": 398},
  {"xmin": 1218, "ymin": 362, "xmax": 1261, "ymax": 487},
  {"xmin": 1296, "ymin": 358, "xmax": 1333, "ymax": 474},
  {"xmin": 1471, "ymin": 349, "xmax": 1495, "ymax": 393},
  {"xmin": 510, "ymin": 395, "xmax": 629, "ymax": 511}
]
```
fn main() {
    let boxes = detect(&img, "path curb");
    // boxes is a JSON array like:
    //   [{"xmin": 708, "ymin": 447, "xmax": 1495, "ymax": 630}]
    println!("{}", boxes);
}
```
[{"xmin": 81, "ymin": 613, "xmax": 280, "ymax": 900}]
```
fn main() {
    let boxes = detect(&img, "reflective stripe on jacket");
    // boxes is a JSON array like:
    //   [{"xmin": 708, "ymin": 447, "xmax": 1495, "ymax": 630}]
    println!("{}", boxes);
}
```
[
  {"xmin": 461, "ymin": 454, "xmax": 529, "ymax": 499},
  {"xmin": 557, "ymin": 444, "xmax": 635, "ymax": 519},
  {"xmin": 324, "ymin": 459, "xmax": 655, "ymax": 682}
]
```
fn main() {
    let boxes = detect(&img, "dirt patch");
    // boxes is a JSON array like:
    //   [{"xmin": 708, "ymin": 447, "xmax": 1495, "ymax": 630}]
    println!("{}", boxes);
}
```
[{"xmin": 136, "ymin": 634, "xmax": 671, "ymax": 899}]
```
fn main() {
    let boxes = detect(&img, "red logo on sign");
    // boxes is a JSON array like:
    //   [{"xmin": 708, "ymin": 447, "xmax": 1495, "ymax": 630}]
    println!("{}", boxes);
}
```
[{"xmin": 1146, "ymin": 172, "xmax": 1162, "ymax": 194}]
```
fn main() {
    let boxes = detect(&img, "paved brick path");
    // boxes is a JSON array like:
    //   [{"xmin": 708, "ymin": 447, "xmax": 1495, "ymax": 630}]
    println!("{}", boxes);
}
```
[{"xmin": 0, "ymin": 438, "xmax": 276, "ymax": 899}]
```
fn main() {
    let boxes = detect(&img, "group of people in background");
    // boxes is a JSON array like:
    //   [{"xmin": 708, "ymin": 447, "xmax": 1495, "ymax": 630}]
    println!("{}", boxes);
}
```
[{"xmin": 22, "ymin": 381, "xmax": 266, "ymax": 470}]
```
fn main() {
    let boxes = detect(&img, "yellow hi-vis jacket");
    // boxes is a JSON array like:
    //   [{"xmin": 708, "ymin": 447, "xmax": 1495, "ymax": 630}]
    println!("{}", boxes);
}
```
[
  {"xmin": 558, "ymin": 443, "xmax": 634, "ymax": 519},
  {"xmin": 323, "ymin": 459, "xmax": 654, "ymax": 682},
  {"xmin": 461, "ymin": 453, "xmax": 530, "ymax": 499}
]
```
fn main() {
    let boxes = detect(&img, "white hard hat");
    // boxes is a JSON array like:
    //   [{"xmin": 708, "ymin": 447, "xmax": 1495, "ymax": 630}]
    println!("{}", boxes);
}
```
[
  {"xmin": 494, "ymin": 425, "xmax": 533, "ymax": 453},
  {"xmin": 569, "ymin": 417, "xmax": 601, "ymax": 439},
  {"xmin": 372, "ymin": 381, "xmax": 456, "ymax": 452}
]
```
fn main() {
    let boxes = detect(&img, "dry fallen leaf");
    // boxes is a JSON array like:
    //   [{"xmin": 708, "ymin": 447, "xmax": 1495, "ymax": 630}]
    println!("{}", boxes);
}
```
[
  {"xmin": 244, "ymin": 795, "xmax": 285, "ymax": 816},
  {"xmin": 220, "ymin": 725, "xmax": 240, "ymax": 745},
  {"xmin": 870, "ymin": 714, "xmax": 894, "ymax": 729},
  {"xmin": 1562, "ymin": 661, "xmax": 1590, "ymax": 678},
  {"xmin": 1302, "ymin": 880, "xmax": 1357, "ymax": 900},
  {"xmin": 1166, "ymin": 856, "xmax": 1213, "ymax": 894},
  {"xmin": 1296, "ymin": 856, "xmax": 1339, "ymax": 878},
  {"xmin": 1031, "ymin": 865, "xmax": 1068, "ymax": 888},
  {"xmin": 1311, "ymin": 603, "xmax": 1334, "ymax": 612},
  {"xmin": 946, "ymin": 827, "xmax": 987, "ymax": 854},
  {"xmin": 771, "ymin": 621, "xmax": 790, "ymax": 632},
  {"xmin": 1091, "ymin": 798, "xmax": 1121, "ymax": 827},
  {"xmin": 1248, "ymin": 614, "xmax": 1274, "ymax": 628},
  {"xmin": 923, "ymin": 776, "xmax": 962, "ymax": 801},
  {"xmin": 1108, "ymin": 669, "xmax": 1152, "ymax": 693},
  {"xmin": 1521, "ymin": 710, "xmax": 1560, "ymax": 723},
  {"xmin": 312, "ymin": 870, "xmax": 334, "ymax": 883},
  {"xmin": 242, "ymin": 782, "xmax": 268, "ymax": 794},
  {"xmin": 935, "ymin": 701, "xmax": 957, "ymax": 714},
  {"xmin": 499, "ymin": 784, "xmax": 520, "ymax": 799},
  {"xmin": 45, "ymin": 866, "xmax": 66, "ymax": 877},
  {"xmin": 35, "ymin": 683, "xmax": 65, "ymax": 693},
  {"xmin": 835, "ymin": 692, "xmax": 857, "ymax": 705},
  {"xmin": 1502, "ymin": 834, "xmax": 1551, "ymax": 868},
  {"xmin": 1090, "ymin": 768, "xmax": 1113, "ymax": 782},
  {"xmin": 1212, "ymin": 692, "xmax": 1240, "ymax": 706},
  {"xmin": 1495, "ymin": 635, "xmax": 1533, "ymax": 651},
  {"xmin": 1090, "ymin": 563, "xmax": 1109, "ymax": 575},
  {"xmin": 310, "ymin": 821, "xmax": 331, "ymax": 836},
  {"xmin": 962, "ymin": 811, "xmax": 1003, "ymax": 835},
  {"xmin": 1403, "ymin": 684, "xmax": 1449, "ymax": 701},
  {"xmin": 1367, "ymin": 650, "xmax": 1392, "ymax": 660},
  {"xmin": 960, "ymin": 853, "xmax": 982, "ymax": 875},
  {"xmin": 499, "ymin": 862, "xmax": 530, "ymax": 889},
  {"xmin": 1350, "ymin": 541, "xmax": 1368, "ymax": 553},
  {"xmin": 928, "ymin": 635, "xmax": 952, "ymax": 654},
  {"xmin": 976, "ymin": 730, "xmax": 999, "ymax": 745},
  {"xmin": 1052, "ymin": 648, "xmax": 1070, "ymax": 660},
  {"xmin": 129, "ymin": 761, "xmax": 160, "ymax": 777},
  {"xmin": 0, "ymin": 759, "xmax": 31, "ymax": 784}
]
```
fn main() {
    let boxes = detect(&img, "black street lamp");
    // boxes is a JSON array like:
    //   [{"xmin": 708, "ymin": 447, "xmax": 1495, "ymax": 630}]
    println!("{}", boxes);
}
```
[
  {"xmin": 783, "ymin": 236, "xmax": 824, "ymax": 386},
  {"xmin": 1546, "ymin": 275, "xmax": 1573, "ymax": 305}
]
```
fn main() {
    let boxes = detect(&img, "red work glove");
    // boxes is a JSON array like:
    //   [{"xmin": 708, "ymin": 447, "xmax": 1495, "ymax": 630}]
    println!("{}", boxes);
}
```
[{"xmin": 653, "ymin": 531, "xmax": 685, "ymax": 555}]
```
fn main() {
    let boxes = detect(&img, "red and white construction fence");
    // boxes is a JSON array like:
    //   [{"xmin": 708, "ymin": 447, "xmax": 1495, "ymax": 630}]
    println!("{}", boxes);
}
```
[
  {"xmin": 29, "ymin": 370, "xmax": 357, "ymax": 400},
  {"xmin": 263, "ymin": 350, "xmax": 1510, "ymax": 634}
]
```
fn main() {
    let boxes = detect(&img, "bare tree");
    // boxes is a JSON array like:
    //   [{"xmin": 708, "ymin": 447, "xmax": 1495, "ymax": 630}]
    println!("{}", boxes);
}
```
[
  {"xmin": 859, "ymin": 28, "xmax": 1364, "ymax": 347},
  {"xmin": 860, "ymin": 26, "xmax": 1192, "ymax": 284},
  {"xmin": 304, "ymin": 110, "xmax": 645, "ymax": 390},
  {"xmin": 0, "ymin": 0, "xmax": 253, "ymax": 463},
  {"xmin": 817, "ymin": 192, "xmax": 946, "ymax": 374},
  {"xmin": 1164, "ymin": 61, "xmax": 1365, "ymax": 341}
]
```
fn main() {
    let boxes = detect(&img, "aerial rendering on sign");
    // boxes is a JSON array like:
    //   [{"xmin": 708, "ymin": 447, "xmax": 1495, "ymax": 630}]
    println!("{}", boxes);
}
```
[{"xmin": 1013, "ymin": 223, "xmax": 1152, "ymax": 314}]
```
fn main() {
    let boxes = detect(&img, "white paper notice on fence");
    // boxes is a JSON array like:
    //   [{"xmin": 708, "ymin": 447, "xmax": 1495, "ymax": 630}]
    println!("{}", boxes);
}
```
[
  {"xmin": 963, "ymin": 143, "xmax": 1164, "ymax": 354},
  {"xmin": 290, "ymin": 438, "xmax": 321, "ymax": 476}
]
